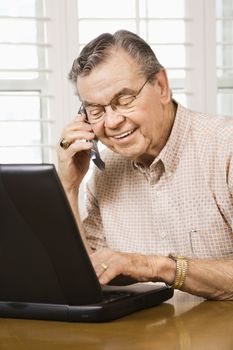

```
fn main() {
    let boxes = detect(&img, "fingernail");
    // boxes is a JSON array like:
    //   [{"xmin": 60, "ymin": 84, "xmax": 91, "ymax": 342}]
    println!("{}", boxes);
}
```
[{"xmin": 99, "ymin": 277, "xmax": 106, "ymax": 284}]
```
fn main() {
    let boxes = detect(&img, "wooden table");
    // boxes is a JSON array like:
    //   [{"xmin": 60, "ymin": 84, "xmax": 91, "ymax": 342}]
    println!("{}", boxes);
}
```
[{"xmin": 0, "ymin": 291, "xmax": 232, "ymax": 350}]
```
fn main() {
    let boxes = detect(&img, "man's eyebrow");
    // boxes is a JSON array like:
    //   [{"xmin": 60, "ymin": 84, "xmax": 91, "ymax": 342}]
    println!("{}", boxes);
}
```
[
  {"xmin": 83, "ymin": 101, "xmax": 103, "ymax": 108},
  {"xmin": 114, "ymin": 87, "xmax": 136, "ymax": 97},
  {"xmin": 83, "ymin": 87, "xmax": 137, "ymax": 108}
]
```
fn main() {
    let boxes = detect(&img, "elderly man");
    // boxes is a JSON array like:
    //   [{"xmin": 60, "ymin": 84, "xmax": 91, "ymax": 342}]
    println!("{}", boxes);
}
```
[{"xmin": 58, "ymin": 30, "xmax": 233, "ymax": 300}]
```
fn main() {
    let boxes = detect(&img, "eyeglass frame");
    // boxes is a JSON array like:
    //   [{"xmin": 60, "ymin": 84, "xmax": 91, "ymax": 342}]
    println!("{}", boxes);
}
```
[{"xmin": 80, "ymin": 78, "xmax": 150, "ymax": 124}]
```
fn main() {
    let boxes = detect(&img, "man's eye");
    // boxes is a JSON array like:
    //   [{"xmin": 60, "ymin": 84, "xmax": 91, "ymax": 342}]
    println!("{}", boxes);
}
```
[
  {"xmin": 89, "ymin": 109, "xmax": 103, "ymax": 117},
  {"xmin": 118, "ymin": 95, "xmax": 135, "ymax": 106}
]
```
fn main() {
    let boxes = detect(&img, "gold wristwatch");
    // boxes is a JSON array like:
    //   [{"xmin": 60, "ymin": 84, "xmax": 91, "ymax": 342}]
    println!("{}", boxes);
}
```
[{"xmin": 167, "ymin": 253, "xmax": 188, "ymax": 289}]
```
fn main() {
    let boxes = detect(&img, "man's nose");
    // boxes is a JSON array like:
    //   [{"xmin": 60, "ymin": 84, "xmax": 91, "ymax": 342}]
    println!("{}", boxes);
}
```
[{"xmin": 104, "ymin": 105, "xmax": 125, "ymax": 128}]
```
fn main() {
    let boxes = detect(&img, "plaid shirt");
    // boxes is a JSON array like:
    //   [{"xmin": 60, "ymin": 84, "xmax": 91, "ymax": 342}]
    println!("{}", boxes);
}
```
[{"xmin": 80, "ymin": 103, "xmax": 233, "ymax": 259}]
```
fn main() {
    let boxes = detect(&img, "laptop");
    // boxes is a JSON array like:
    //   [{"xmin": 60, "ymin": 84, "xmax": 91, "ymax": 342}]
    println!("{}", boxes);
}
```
[{"xmin": 0, "ymin": 163, "xmax": 173, "ymax": 322}]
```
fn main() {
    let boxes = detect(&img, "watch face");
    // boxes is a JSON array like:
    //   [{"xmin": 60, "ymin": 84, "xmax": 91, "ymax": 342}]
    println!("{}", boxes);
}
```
[
  {"xmin": 168, "ymin": 253, "xmax": 177, "ymax": 261},
  {"xmin": 169, "ymin": 254, "xmax": 186, "ymax": 261}
]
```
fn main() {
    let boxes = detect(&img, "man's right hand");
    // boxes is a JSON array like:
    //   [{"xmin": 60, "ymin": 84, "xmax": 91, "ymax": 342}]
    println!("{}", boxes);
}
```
[{"xmin": 57, "ymin": 113, "xmax": 95, "ymax": 194}]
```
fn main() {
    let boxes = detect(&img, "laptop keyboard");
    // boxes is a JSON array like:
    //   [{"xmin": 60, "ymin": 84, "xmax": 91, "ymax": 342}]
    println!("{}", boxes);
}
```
[{"xmin": 102, "ymin": 291, "xmax": 133, "ymax": 304}]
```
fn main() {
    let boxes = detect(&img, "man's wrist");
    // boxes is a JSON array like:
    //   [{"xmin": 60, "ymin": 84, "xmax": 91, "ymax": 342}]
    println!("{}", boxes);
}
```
[{"xmin": 156, "ymin": 255, "xmax": 177, "ymax": 284}]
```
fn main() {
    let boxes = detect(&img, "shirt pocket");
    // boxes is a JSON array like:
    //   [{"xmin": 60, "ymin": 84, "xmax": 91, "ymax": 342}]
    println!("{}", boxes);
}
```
[{"xmin": 189, "ymin": 226, "xmax": 233, "ymax": 259}]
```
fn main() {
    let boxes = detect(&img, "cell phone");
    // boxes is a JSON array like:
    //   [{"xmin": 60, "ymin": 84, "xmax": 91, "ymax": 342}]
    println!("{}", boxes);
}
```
[{"xmin": 78, "ymin": 105, "xmax": 105, "ymax": 171}]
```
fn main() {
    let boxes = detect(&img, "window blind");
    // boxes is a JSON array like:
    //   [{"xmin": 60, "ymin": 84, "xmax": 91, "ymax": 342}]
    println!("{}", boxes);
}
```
[
  {"xmin": 216, "ymin": 0, "xmax": 233, "ymax": 116},
  {"xmin": 77, "ymin": 0, "xmax": 192, "ymax": 106},
  {"xmin": 0, "ymin": 0, "xmax": 54, "ymax": 163}
]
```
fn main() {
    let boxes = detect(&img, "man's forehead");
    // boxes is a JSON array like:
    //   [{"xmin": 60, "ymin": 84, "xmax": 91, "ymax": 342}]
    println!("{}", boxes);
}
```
[
  {"xmin": 78, "ymin": 50, "xmax": 140, "ymax": 85},
  {"xmin": 77, "ymin": 51, "xmax": 142, "ymax": 102}
]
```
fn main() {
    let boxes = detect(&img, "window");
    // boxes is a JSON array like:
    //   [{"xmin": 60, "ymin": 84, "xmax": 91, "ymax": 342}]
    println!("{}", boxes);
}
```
[
  {"xmin": 76, "ymin": 0, "xmax": 233, "ymax": 116},
  {"xmin": 77, "ymin": 0, "xmax": 188, "ymax": 106},
  {"xmin": 0, "ymin": 0, "xmax": 52, "ymax": 163},
  {"xmin": 1, "ymin": 0, "xmax": 232, "ymax": 165},
  {"xmin": 216, "ymin": 0, "xmax": 233, "ymax": 115}
]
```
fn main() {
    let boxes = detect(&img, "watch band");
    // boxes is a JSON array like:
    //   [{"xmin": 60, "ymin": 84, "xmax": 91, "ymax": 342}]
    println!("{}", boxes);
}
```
[{"xmin": 167, "ymin": 253, "xmax": 188, "ymax": 289}]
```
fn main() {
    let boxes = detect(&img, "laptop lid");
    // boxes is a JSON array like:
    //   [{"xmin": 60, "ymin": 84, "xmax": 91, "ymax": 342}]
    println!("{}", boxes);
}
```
[
  {"xmin": 0, "ymin": 164, "xmax": 173, "ymax": 322},
  {"xmin": 0, "ymin": 163, "xmax": 103, "ymax": 305}
]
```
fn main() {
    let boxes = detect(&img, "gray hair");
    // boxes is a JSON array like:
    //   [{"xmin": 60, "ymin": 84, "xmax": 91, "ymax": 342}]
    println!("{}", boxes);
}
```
[{"xmin": 68, "ymin": 30, "xmax": 164, "ymax": 85}]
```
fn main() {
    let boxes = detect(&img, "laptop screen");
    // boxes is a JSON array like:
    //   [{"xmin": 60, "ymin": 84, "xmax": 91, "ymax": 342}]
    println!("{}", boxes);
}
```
[{"xmin": 0, "ymin": 164, "xmax": 102, "ymax": 305}]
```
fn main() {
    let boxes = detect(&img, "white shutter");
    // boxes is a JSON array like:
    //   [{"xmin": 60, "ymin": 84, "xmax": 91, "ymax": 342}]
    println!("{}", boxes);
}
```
[
  {"xmin": 76, "ymin": 0, "xmax": 189, "ymax": 106},
  {"xmin": 216, "ymin": 0, "xmax": 233, "ymax": 116},
  {"xmin": 0, "ymin": 0, "xmax": 54, "ymax": 163},
  {"xmin": 76, "ymin": 0, "xmax": 233, "ymax": 117},
  {"xmin": 1, "ymin": 1, "xmax": 232, "ymax": 165}
]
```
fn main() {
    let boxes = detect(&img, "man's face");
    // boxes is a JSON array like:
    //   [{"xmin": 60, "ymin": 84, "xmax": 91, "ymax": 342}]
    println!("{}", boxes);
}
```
[{"xmin": 77, "ymin": 49, "xmax": 172, "ymax": 165}]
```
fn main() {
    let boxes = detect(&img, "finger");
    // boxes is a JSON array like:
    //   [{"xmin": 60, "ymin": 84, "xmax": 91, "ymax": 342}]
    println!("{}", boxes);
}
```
[
  {"xmin": 61, "ymin": 125, "xmax": 93, "ymax": 142},
  {"xmin": 58, "ymin": 141, "xmax": 92, "ymax": 164},
  {"xmin": 90, "ymin": 248, "xmax": 113, "ymax": 270},
  {"xmin": 59, "ymin": 131, "xmax": 95, "ymax": 149},
  {"xmin": 90, "ymin": 249, "xmax": 114, "ymax": 279},
  {"xmin": 94, "ymin": 263, "xmax": 106, "ymax": 278},
  {"xmin": 99, "ymin": 263, "xmax": 124, "ymax": 285},
  {"xmin": 65, "ymin": 140, "xmax": 93, "ymax": 157},
  {"xmin": 74, "ymin": 114, "xmax": 87, "ymax": 122},
  {"xmin": 73, "ymin": 118, "xmax": 93, "ymax": 132},
  {"xmin": 58, "ymin": 127, "xmax": 95, "ymax": 155},
  {"xmin": 61, "ymin": 116, "xmax": 92, "ymax": 136}
]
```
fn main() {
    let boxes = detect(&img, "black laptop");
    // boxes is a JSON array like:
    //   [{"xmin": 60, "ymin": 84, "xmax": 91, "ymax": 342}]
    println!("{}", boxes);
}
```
[{"xmin": 0, "ymin": 163, "xmax": 173, "ymax": 322}]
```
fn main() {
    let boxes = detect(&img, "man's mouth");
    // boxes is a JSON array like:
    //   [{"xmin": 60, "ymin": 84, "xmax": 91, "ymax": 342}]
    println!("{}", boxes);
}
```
[{"xmin": 113, "ymin": 128, "xmax": 137, "ymax": 139}]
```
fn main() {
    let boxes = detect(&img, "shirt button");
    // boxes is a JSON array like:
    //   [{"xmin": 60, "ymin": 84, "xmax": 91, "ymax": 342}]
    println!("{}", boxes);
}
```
[
  {"xmin": 160, "ymin": 232, "xmax": 167, "ymax": 239},
  {"xmin": 190, "ymin": 229, "xmax": 197, "ymax": 234}
]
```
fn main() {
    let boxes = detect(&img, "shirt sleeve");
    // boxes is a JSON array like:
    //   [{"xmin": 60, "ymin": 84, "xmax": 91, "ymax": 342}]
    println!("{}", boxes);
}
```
[
  {"xmin": 228, "ymin": 155, "xmax": 233, "ymax": 208},
  {"xmin": 229, "ymin": 152, "xmax": 233, "ymax": 197},
  {"xmin": 80, "ymin": 180, "xmax": 107, "ymax": 251},
  {"xmin": 226, "ymin": 146, "xmax": 233, "ymax": 229}
]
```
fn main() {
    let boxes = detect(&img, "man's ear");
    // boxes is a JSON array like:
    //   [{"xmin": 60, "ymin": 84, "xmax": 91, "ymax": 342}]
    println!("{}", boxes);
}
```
[{"xmin": 154, "ymin": 69, "xmax": 172, "ymax": 105}]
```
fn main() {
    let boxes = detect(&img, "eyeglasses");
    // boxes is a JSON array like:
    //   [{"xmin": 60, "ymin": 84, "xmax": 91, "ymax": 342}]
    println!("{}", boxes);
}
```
[{"xmin": 81, "ymin": 79, "xmax": 149, "ymax": 124}]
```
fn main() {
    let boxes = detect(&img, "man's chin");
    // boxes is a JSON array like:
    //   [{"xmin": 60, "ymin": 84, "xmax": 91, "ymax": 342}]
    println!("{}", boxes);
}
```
[
  {"xmin": 115, "ymin": 149, "xmax": 143, "ymax": 161},
  {"xmin": 105, "ymin": 142, "xmax": 145, "ymax": 160}
]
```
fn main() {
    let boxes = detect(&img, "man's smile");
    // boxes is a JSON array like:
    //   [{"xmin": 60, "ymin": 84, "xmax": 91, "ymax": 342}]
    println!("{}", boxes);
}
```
[{"xmin": 111, "ymin": 128, "xmax": 137, "ymax": 140}]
